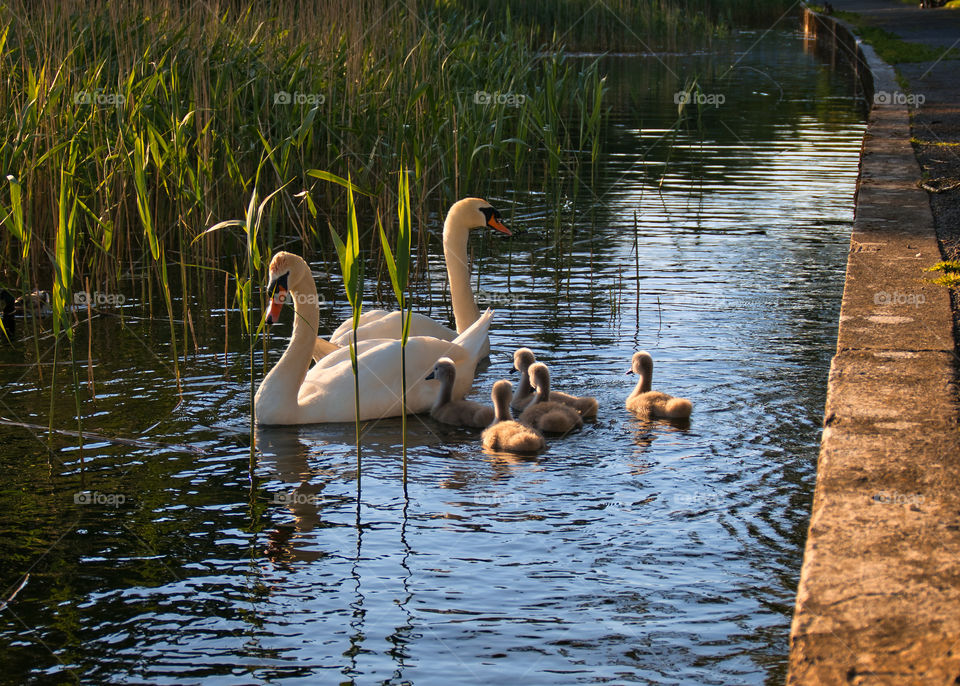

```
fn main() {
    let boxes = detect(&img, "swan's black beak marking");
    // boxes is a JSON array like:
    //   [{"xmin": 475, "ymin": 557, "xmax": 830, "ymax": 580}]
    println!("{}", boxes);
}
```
[
  {"xmin": 265, "ymin": 271, "xmax": 289, "ymax": 325},
  {"xmin": 425, "ymin": 369, "xmax": 437, "ymax": 381},
  {"xmin": 481, "ymin": 206, "xmax": 511, "ymax": 236}
]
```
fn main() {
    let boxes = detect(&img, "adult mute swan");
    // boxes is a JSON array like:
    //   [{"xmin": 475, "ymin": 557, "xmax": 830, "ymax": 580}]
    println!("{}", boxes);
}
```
[
  {"xmin": 626, "ymin": 351, "xmax": 692, "ymax": 420},
  {"xmin": 326, "ymin": 198, "xmax": 510, "ymax": 351},
  {"xmin": 255, "ymin": 252, "xmax": 493, "ymax": 425},
  {"xmin": 482, "ymin": 380, "xmax": 546, "ymax": 454}
]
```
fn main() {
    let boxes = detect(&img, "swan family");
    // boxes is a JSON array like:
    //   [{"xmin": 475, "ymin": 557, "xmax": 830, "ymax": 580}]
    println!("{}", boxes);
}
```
[{"xmin": 255, "ymin": 196, "xmax": 692, "ymax": 453}]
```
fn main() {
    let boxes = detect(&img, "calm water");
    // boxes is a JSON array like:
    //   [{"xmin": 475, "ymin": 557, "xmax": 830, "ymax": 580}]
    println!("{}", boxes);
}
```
[{"xmin": 0, "ymin": 25, "xmax": 865, "ymax": 685}]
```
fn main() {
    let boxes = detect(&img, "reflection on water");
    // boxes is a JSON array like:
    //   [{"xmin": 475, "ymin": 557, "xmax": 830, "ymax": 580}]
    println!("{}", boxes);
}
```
[{"xmin": 0, "ymin": 24, "xmax": 865, "ymax": 685}]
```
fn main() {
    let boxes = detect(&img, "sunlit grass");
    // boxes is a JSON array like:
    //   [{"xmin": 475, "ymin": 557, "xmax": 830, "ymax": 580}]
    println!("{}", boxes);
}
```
[
  {"xmin": 833, "ymin": 10, "xmax": 960, "ymax": 62},
  {"xmin": 926, "ymin": 260, "xmax": 960, "ymax": 288},
  {"xmin": 0, "ymin": 0, "xmax": 607, "ymax": 410},
  {"xmin": 0, "ymin": 0, "xmax": 605, "ymax": 302}
]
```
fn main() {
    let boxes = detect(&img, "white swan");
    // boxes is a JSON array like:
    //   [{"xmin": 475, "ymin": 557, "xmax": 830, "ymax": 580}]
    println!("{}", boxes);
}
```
[
  {"xmin": 482, "ymin": 380, "xmax": 546, "ymax": 454},
  {"xmin": 326, "ymin": 198, "xmax": 510, "ymax": 351},
  {"xmin": 255, "ymin": 252, "xmax": 493, "ymax": 424},
  {"xmin": 626, "ymin": 351, "xmax": 692, "ymax": 420}
]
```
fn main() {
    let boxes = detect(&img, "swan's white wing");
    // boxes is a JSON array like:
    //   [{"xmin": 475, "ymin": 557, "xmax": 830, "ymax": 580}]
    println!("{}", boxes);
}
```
[
  {"xmin": 327, "ymin": 309, "xmax": 391, "ymax": 345},
  {"xmin": 298, "ymin": 336, "xmax": 475, "ymax": 422},
  {"xmin": 328, "ymin": 310, "xmax": 457, "ymax": 346}
]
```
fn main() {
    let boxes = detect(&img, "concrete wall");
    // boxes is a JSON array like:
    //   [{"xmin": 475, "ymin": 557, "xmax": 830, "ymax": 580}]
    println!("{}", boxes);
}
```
[{"xmin": 787, "ymin": 8, "xmax": 960, "ymax": 685}]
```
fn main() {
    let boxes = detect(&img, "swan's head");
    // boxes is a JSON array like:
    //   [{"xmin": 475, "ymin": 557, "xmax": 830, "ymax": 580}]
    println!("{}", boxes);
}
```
[
  {"xmin": 264, "ymin": 252, "xmax": 309, "ymax": 324},
  {"xmin": 512, "ymin": 347, "xmax": 535, "ymax": 373},
  {"xmin": 528, "ymin": 362, "xmax": 551, "ymax": 396},
  {"xmin": 629, "ymin": 351, "xmax": 654, "ymax": 376},
  {"xmin": 445, "ymin": 198, "xmax": 511, "ymax": 238},
  {"xmin": 425, "ymin": 357, "xmax": 457, "ymax": 385},
  {"xmin": 491, "ymin": 379, "xmax": 514, "ymax": 417}
]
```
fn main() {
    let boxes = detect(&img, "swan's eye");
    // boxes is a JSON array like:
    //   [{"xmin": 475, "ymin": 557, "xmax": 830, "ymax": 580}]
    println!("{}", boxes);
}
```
[{"xmin": 268, "ymin": 271, "xmax": 289, "ymax": 298}]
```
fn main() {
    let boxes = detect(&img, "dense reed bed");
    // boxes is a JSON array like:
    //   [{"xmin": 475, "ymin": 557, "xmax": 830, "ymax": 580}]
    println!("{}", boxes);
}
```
[
  {"xmin": 456, "ymin": 0, "xmax": 798, "ymax": 53},
  {"xmin": 0, "ymin": 0, "xmax": 609, "ymax": 312}
]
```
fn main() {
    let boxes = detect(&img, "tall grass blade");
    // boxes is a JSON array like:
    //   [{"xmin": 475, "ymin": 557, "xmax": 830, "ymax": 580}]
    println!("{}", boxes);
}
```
[
  {"xmin": 378, "ymin": 166, "xmax": 413, "ymax": 494},
  {"xmin": 330, "ymin": 173, "xmax": 364, "ymax": 497}
]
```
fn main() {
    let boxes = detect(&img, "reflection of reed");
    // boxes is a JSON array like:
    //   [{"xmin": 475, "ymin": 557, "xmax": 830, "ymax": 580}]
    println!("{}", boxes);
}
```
[
  {"xmin": 344, "ymin": 500, "xmax": 365, "ymax": 682},
  {"xmin": 385, "ymin": 499, "xmax": 415, "ymax": 674}
]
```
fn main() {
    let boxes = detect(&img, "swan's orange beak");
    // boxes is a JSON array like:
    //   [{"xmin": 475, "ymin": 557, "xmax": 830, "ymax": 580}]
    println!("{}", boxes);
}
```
[
  {"xmin": 265, "ymin": 272, "xmax": 289, "ymax": 325},
  {"xmin": 487, "ymin": 213, "xmax": 511, "ymax": 236},
  {"xmin": 266, "ymin": 288, "xmax": 286, "ymax": 324},
  {"xmin": 481, "ymin": 206, "xmax": 511, "ymax": 236}
]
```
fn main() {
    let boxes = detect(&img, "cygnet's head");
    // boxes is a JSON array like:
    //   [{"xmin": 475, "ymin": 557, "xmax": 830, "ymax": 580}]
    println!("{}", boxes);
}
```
[
  {"xmin": 426, "ymin": 357, "xmax": 457, "ymax": 385},
  {"xmin": 630, "ymin": 351, "xmax": 654, "ymax": 376},
  {"xmin": 528, "ymin": 362, "xmax": 551, "ymax": 394},
  {"xmin": 512, "ymin": 347, "xmax": 536, "ymax": 373}
]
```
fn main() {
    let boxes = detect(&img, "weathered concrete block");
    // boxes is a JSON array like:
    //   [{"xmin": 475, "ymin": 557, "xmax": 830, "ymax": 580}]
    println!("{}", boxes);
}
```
[{"xmin": 789, "ymin": 7, "xmax": 960, "ymax": 685}]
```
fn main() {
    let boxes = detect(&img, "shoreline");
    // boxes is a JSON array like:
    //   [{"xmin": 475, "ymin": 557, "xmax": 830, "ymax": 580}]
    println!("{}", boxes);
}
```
[{"xmin": 788, "ymin": 7, "xmax": 960, "ymax": 683}]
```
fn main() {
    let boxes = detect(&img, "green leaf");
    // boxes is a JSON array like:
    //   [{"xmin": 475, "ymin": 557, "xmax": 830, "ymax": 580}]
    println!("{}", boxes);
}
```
[
  {"xmin": 378, "ymin": 214, "xmax": 402, "ymax": 306},
  {"xmin": 306, "ymin": 169, "xmax": 373, "ymax": 196},
  {"xmin": 132, "ymin": 135, "xmax": 159, "ymax": 260}
]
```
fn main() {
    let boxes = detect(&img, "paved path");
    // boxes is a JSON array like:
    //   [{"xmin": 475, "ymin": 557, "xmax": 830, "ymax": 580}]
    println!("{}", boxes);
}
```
[{"xmin": 829, "ymin": 0, "xmax": 960, "ymax": 48}]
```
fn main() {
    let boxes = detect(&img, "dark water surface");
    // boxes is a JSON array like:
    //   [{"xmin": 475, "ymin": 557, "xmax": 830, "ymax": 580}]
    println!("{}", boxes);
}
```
[{"xmin": 0, "ymin": 25, "xmax": 866, "ymax": 685}]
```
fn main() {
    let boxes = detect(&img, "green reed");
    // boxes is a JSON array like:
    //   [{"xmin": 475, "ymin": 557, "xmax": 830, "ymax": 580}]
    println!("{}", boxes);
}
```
[
  {"xmin": 330, "ymin": 174, "xmax": 364, "ymax": 494},
  {"xmin": 0, "ymin": 1, "xmax": 606, "ymax": 298},
  {"xmin": 450, "ymin": 0, "xmax": 797, "ymax": 52},
  {"xmin": 199, "ymin": 162, "xmax": 285, "ymax": 461},
  {"xmin": 378, "ymin": 167, "xmax": 414, "ymax": 493},
  {"xmin": 0, "ymin": 0, "xmax": 613, "ymax": 455}
]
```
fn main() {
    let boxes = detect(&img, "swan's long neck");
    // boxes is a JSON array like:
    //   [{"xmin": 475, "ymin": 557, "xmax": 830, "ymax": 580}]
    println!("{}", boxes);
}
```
[
  {"xmin": 516, "ymin": 362, "xmax": 533, "ymax": 398},
  {"xmin": 256, "ymin": 275, "xmax": 320, "ymax": 417},
  {"xmin": 636, "ymin": 360, "xmax": 653, "ymax": 393},
  {"xmin": 535, "ymin": 370, "xmax": 550, "ymax": 403},
  {"xmin": 443, "ymin": 222, "xmax": 478, "ymax": 334},
  {"xmin": 493, "ymin": 385, "xmax": 511, "ymax": 422},
  {"xmin": 434, "ymin": 372, "xmax": 454, "ymax": 409}
]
